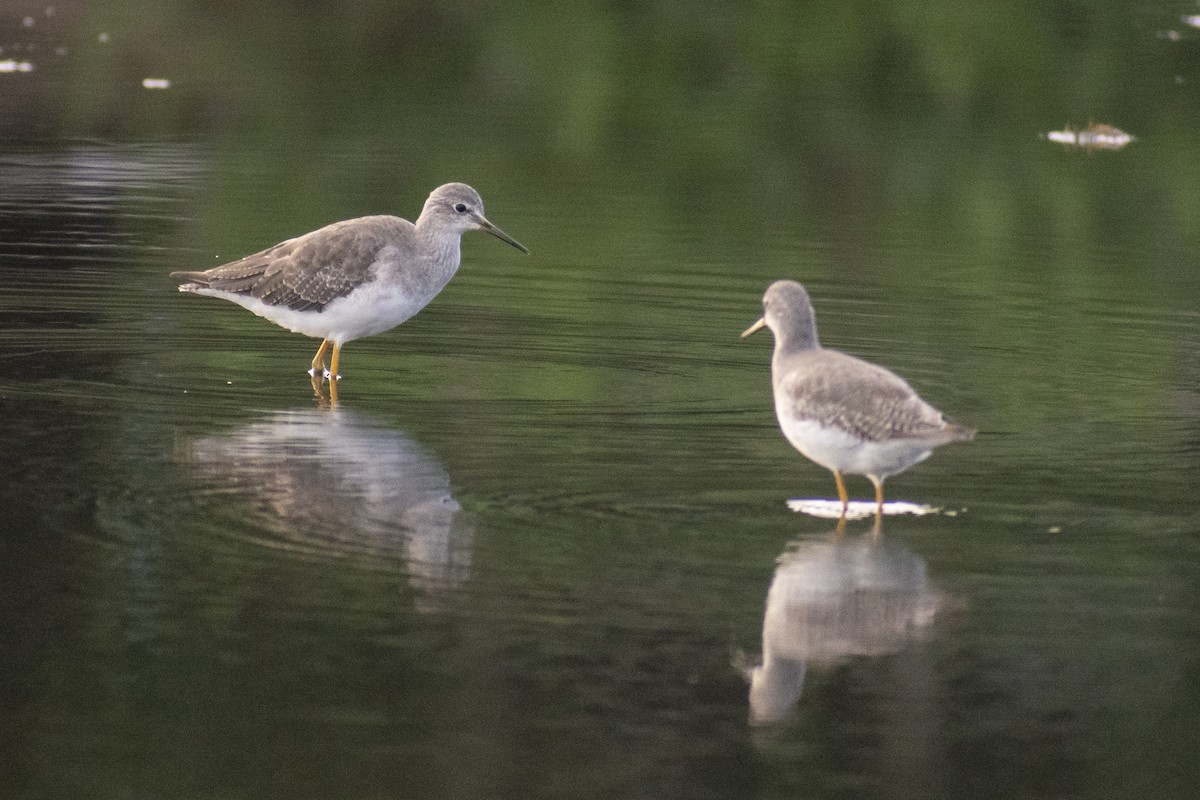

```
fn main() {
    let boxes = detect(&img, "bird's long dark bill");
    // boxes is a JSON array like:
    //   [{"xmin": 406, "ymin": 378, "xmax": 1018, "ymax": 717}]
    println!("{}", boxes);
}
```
[
  {"xmin": 480, "ymin": 218, "xmax": 529, "ymax": 254},
  {"xmin": 741, "ymin": 317, "xmax": 766, "ymax": 338}
]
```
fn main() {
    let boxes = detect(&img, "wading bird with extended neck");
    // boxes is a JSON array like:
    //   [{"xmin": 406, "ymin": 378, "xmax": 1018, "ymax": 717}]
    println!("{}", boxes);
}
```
[{"xmin": 172, "ymin": 182, "xmax": 527, "ymax": 402}]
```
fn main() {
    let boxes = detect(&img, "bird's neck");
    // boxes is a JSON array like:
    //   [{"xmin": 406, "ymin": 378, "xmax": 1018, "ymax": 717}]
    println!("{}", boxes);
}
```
[
  {"xmin": 773, "ymin": 321, "xmax": 820, "ymax": 357},
  {"xmin": 416, "ymin": 225, "xmax": 463, "ymax": 274}
]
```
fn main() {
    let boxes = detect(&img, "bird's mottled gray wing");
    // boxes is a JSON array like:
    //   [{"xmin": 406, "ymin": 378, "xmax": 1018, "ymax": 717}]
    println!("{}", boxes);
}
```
[
  {"xmin": 171, "ymin": 216, "xmax": 414, "ymax": 312},
  {"xmin": 779, "ymin": 350, "xmax": 952, "ymax": 442}
]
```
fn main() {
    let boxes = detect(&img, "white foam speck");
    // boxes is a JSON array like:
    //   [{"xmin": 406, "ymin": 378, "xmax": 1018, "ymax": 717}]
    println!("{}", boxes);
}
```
[
  {"xmin": 0, "ymin": 59, "xmax": 35, "ymax": 73},
  {"xmin": 142, "ymin": 77, "xmax": 171, "ymax": 89}
]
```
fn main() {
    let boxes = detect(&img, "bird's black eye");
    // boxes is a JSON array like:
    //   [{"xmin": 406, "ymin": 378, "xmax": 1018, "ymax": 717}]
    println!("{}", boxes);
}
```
[{"xmin": 453, "ymin": 203, "xmax": 468, "ymax": 213}]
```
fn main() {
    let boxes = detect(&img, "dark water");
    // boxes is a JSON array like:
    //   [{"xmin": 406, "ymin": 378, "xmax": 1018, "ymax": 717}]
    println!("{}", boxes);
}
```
[{"xmin": 3, "ymin": 3, "xmax": 1200, "ymax": 799}]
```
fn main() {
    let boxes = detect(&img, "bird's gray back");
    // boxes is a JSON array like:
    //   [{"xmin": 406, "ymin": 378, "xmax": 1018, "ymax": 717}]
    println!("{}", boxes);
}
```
[
  {"xmin": 174, "ymin": 215, "xmax": 418, "ymax": 312},
  {"xmin": 775, "ymin": 348, "xmax": 954, "ymax": 443}
]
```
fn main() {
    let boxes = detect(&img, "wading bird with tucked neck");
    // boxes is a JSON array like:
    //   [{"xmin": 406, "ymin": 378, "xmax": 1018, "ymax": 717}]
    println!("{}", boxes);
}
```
[{"xmin": 743, "ymin": 280, "xmax": 974, "ymax": 521}]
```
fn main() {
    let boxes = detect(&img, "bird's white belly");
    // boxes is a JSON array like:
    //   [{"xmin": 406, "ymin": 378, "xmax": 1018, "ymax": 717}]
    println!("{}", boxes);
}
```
[
  {"xmin": 196, "ymin": 282, "xmax": 436, "ymax": 345},
  {"xmin": 776, "ymin": 415, "xmax": 933, "ymax": 479}
]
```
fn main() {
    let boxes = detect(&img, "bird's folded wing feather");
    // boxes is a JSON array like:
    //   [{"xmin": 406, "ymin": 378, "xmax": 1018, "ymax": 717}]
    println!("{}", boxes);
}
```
[
  {"xmin": 172, "ymin": 217, "xmax": 412, "ymax": 312},
  {"xmin": 781, "ymin": 352, "xmax": 950, "ymax": 442}
]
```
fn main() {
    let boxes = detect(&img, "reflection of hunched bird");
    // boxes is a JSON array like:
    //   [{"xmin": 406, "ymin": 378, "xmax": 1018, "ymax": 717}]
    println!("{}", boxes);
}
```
[
  {"xmin": 743, "ymin": 280, "xmax": 974, "ymax": 518},
  {"xmin": 179, "ymin": 409, "xmax": 471, "ymax": 607},
  {"xmin": 172, "ymin": 183, "xmax": 527, "ymax": 384},
  {"xmin": 745, "ymin": 533, "xmax": 941, "ymax": 724}
]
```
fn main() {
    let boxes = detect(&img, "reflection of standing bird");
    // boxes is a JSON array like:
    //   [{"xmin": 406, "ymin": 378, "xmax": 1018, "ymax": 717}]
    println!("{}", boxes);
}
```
[
  {"xmin": 172, "ymin": 182, "xmax": 527, "ymax": 380},
  {"xmin": 747, "ymin": 533, "xmax": 940, "ymax": 724},
  {"xmin": 743, "ymin": 280, "xmax": 974, "ymax": 516},
  {"xmin": 180, "ymin": 409, "xmax": 473, "ymax": 609}
]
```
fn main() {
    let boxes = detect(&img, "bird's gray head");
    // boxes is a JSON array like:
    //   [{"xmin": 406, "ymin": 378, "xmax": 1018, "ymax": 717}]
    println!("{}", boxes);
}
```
[
  {"xmin": 741, "ymin": 279, "xmax": 819, "ymax": 351},
  {"xmin": 419, "ymin": 182, "xmax": 528, "ymax": 253}
]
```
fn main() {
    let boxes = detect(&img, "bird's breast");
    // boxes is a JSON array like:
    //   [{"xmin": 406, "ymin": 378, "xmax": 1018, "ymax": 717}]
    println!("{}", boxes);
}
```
[{"xmin": 318, "ymin": 279, "xmax": 435, "ymax": 341}]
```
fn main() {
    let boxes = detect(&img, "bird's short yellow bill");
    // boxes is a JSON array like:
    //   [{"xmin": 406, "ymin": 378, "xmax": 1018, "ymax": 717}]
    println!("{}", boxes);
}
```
[{"xmin": 741, "ymin": 317, "xmax": 766, "ymax": 338}]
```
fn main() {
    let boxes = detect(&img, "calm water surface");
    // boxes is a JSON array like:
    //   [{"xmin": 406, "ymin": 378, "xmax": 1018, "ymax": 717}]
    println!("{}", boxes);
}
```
[{"xmin": 4, "ymin": 4, "xmax": 1200, "ymax": 799}]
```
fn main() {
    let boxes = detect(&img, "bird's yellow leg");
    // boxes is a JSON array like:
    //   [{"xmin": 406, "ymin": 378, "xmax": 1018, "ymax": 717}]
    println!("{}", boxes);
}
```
[
  {"xmin": 870, "ymin": 477, "xmax": 885, "ymax": 531},
  {"xmin": 310, "ymin": 339, "xmax": 330, "ymax": 374},
  {"xmin": 329, "ymin": 342, "xmax": 342, "ymax": 381},
  {"xmin": 311, "ymin": 371, "xmax": 337, "ymax": 409},
  {"xmin": 833, "ymin": 469, "xmax": 849, "ymax": 514}
]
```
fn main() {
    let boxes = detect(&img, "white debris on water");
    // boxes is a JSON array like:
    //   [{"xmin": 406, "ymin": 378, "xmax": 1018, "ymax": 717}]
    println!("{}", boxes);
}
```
[
  {"xmin": 0, "ymin": 59, "xmax": 35, "ymax": 73},
  {"xmin": 786, "ymin": 499, "xmax": 944, "ymax": 520},
  {"xmin": 142, "ymin": 77, "xmax": 171, "ymax": 89},
  {"xmin": 1044, "ymin": 122, "xmax": 1134, "ymax": 152}
]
